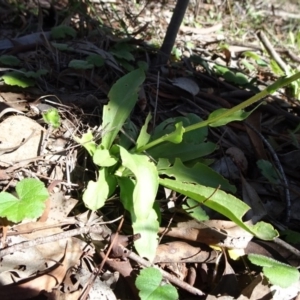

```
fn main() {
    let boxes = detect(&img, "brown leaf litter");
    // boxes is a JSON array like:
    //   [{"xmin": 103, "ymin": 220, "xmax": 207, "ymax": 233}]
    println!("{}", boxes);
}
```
[{"xmin": 1, "ymin": 0, "xmax": 300, "ymax": 299}]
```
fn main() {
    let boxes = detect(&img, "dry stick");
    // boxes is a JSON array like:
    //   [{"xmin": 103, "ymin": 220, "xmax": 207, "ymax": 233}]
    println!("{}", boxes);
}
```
[
  {"xmin": 79, "ymin": 216, "xmax": 125, "ymax": 300},
  {"xmin": 244, "ymin": 122, "xmax": 291, "ymax": 223},
  {"xmin": 257, "ymin": 30, "xmax": 289, "ymax": 74},
  {"xmin": 119, "ymin": 245, "xmax": 205, "ymax": 296},
  {"xmin": 274, "ymin": 237, "xmax": 300, "ymax": 259},
  {"xmin": 0, "ymin": 216, "xmax": 122, "ymax": 257}
]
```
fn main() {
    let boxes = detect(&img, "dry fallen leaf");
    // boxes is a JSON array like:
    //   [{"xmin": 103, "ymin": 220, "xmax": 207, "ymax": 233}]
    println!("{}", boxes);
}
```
[{"xmin": 0, "ymin": 115, "xmax": 45, "ymax": 167}]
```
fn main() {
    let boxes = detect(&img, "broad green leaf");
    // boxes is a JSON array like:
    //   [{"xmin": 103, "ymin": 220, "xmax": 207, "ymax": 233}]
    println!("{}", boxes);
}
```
[
  {"xmin": 118, "ymin": 60, "xmax": 134, "ymax": 72},
  {"xmin": 101, "ymin": 68, "xmax": 145, "ymax": 149},
  {"xmin": 158, "ymin": 158, "xmax": 236, "ymax": 193},
  {"xmin": 182, "ymin": 198, "xmax": 209, "ymax": 221},
  {"xmin": 0, "ymin": 179, "xmax": 49, "ymax": 223},
  {"xmin": 86, "ymin": 54, "xmax": 105, "ymax": 67},
  {"xmin": 83, "ymin": 169, "xmax": 117, "ymax": 210},
  {"xmin": 51, "ymin": 25, "xmax": 77, "ymax": 39},
  {"xmin": 42, "ymin": 108, "xmax": 61, "ymax": 128},
  {"xmin": 110, "ymin": 48, "xmax": 134, "ymax": 61},
  {"xmin": 68, "ymin": 59, "xmax": 93, "ymax": 69},
  {"xmin": 248, "ymin": 254, "xmax": 299, "ymax": 288},
  {"xmin": 2, "ymin": 71, "xmax": 35, "ymax": 88},
  {"xmin": 235, "ymin": 72, "xmax": 249, "ymax": 85},
  {"xmin": 93, "ymin": 148, "xmax": 118, "ymax": 167},
  {"xmin": 119, "ymin": 146, "xmax": 159, "ymax": 219},
  {"xmin": 223, "ymin": 70, "xmax": 237, "ymax": 83},
  {"xmin": 136, "ymin": 113, "xmax": 152, "ymax": 149},
  {"xmin": 136, "ymin": 267, "xmax": 178, "ymax": 300},
  {"xmin": 138, "ymin": 114, "xmax": 206, "ymax": 153},
  {"xmin": 148, "ymin": 141, "xmax": 216, "ymax": 163},
  {"xmin": 111, "ymin": 43, "xmax": 135, "ymax": 61},
  {"xmin": 213, "ymin": 64, "xmax": 230, "ymax": 76},
  {"xmin": 160, "ymin": 178, "xmax": 278, "ymax": 240},
  {"xmin": 257, "ymin": 159, "xmax": 280, "ymax": 184},
  {"xmin": 0, "ymin": 55, "xmax": 20, "ymax": 66},
  {"xmin": 133, "ymin": 209, "xmax": 159, "ymax": 263},
  {"xmin": 74, "ymin": 130, "xmax": 96, "ymax": 156},
  {"xmin": 137, "ymin": 61, "xmax": 149, "ymax": 72},
  {"xmin": 119, "ymin": 177, "xmax": 159, "ymax": 262}
]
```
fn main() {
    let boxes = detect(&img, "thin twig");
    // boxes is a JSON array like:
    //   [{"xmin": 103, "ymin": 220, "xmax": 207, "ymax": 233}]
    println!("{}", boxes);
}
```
[
  {"xmin": 257, "ymin": 30, "xmax": 289, "ymax": 74},
  {"xmin": 0, "ymin": 216, "xmax": 122, "ymax": 258},
  {"xmin": 274, "ymin": 237, "xmax": 300, "ymax": 259},
  {"xmin": 121, "ymin": 245, "xmax": 205, "ymax": 296},
  {"xmin": 79, "ymin": 216, "xmax": 125, "ymax": 300}
]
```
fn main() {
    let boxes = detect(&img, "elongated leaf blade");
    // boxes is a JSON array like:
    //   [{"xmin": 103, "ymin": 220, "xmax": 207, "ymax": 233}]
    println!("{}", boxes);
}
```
[
  {"xmin": 159, "ymin": 158, "xmax": 236, "ymax": 193},
  {"xmin": 101, "ymin": 68, "xmax": 145, "ymax": 149},
  {"xmin": 119, "ymin": 146, "xmax": 159, "ymax": 219},
  {"xmin": 119, "ymin": 177, "xmax": 159, "ymax": 262},
  {"xmin": 160, "ymin": 178, "xmax": 278, "ymax": 240}
]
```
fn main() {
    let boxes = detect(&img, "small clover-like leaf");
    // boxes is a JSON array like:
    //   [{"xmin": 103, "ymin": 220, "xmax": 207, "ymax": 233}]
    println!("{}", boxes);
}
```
[{"xmin": 0, "ymin": 179, "xmax": 49, "ymax": 223}]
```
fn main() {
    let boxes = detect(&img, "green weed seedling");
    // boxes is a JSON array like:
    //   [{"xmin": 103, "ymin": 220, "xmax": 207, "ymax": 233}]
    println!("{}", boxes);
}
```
[
  {"xmin": 42, "ymin": 108, "xmax": 61, "ymax": 129},
  {"xmin": 0, "ymin": 179, "xmax": 49, "ymax": 223},
  {"xmin": 248, "ymin": 254, "xmax": 299, "ymax": 288},
  {"xmin": 76, "ymin": 67, "xmax": 300, "ymax": 262},
  {"xmin": 1, "ymin": 69, "xmax": 48, "ymax": 88}
]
